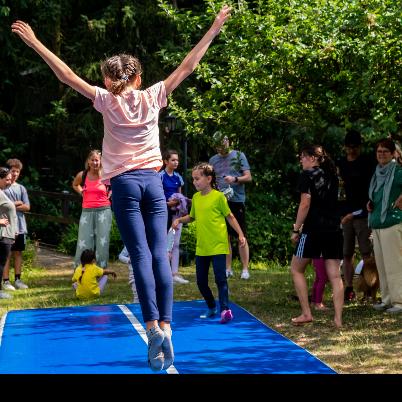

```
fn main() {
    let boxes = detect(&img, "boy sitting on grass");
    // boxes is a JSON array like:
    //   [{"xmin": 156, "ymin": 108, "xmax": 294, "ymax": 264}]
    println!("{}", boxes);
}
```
[{"xmin": 72, "ymin": 249, "xmax": 116, "ymax": 299}]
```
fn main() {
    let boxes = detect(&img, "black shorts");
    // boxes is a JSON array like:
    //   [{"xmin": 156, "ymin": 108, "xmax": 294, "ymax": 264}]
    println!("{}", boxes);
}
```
[
  {"xmin": 226, "ymin": 201, "xmax": 246, "ymax": 237},
  {"xmin": 294, "ymin": 231, "xmax": 343, "ymax": 260},
  {"xmin": 11, "ymin": 234, "xmax": 26, "ymax": 252}
]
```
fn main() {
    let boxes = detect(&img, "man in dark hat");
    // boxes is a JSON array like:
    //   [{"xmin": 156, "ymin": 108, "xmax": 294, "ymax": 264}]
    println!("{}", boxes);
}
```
[{"xmin": 337, "ymin": 130, "xmax": 377, "ymax": 302}]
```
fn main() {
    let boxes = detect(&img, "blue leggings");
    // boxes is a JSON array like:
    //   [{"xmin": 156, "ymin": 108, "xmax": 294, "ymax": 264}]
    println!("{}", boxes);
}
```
[
  {"xmin": 111, "ymin": 169, "xmax": 173, "ymax": 323},
  {"xmin": 196, "ymin": 254, "xmax": 229, "ymax": 312}
]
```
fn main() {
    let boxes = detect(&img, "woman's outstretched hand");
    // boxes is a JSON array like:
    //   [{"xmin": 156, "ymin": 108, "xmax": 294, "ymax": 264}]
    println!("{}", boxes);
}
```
[
  {"xmin": 11, "ymin": 20, "xmax": 37, "ymax": 47},
  {"xmin": 211, "ymin": 5, "xmax": 231, "ymax": 35}
]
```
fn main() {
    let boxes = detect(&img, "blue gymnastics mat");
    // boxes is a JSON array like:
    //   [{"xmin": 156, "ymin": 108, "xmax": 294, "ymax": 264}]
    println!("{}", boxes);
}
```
[{"xmin": 0, "ymin": 300, "xmax": 335, "ymax": 374}]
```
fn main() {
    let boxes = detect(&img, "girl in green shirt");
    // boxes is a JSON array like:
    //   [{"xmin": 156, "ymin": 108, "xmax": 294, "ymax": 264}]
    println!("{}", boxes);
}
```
[{"xmin": 173, "ymin": 163, "xmax": 246, "ymax": 323}]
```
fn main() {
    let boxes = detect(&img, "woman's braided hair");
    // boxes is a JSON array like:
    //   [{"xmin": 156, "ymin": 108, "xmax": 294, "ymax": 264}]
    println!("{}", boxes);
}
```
[{"xmin": 101, "ymin": 54, "xmax": 143, "ymax": 95}]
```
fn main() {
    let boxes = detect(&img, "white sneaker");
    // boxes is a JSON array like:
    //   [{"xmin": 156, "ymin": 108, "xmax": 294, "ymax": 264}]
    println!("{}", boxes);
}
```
[
  {"xmin": 2, "ymin": 280, "xmax": 16, "ymax": 291},
  {"xmin": 385, "ymin": 306, "xmax": 402, "ymax": 314},
  {"xmin": 132, "ymin": 293, "xmax": 139, "ymax": 303},
  {"xmin": 0, "ymin": 291, "xmax": 12, "ymax": 299},
  {"xmin": 226, "ymin": 270, "xmax": 234, "ymax": 278},
  {"xmin": 15, "ymin": 279, "xmax": 29, "ymax": 289},
  {"xmin": 373, "ymin": 302, "xmax": 391, "ymax": 311},
  {"xmin": 240, "ymin": 270, "xmax": 250, "ymax": 280},
  {"xmin": 172, "ymin": 275, "xmax": 189, "ymax": 284}
]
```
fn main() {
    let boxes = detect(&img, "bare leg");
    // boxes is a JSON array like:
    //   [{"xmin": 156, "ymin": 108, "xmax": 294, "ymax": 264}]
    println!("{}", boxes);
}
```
[
  {"xmin": 2, "ymin": 254, "xmax": 11, "ymax": 280},
  {"xmin": 343, "ymin": 255, "xmax": 354, "ymax": 287},
  {"xmin": 291, "ymin": 256, "xmax": 313, "ymax": 324},
  {"xmin": 239, "ymin": 239, "xmax": 249, "ymax": 272},
  {"xmin": 159, "ymin": 321, "xmax": 171, "ymax": 331},
  {"xmin": 325, "ymin": 259, "xmax": 344, "ymax": 328},
  {"xmin": 98, "ymin": 275, "xmax": 108, "ymax": 293}
]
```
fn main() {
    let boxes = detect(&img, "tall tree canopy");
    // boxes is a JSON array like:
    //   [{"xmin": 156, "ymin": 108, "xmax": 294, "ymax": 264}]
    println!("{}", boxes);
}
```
[{"xmin": 1, "ymin": 0, "xmax": 401, "ymax": 259}]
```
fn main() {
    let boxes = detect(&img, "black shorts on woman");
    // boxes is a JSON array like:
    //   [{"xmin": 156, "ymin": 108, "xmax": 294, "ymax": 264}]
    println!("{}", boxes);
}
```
[{"xmin": 294, "ymin": 167, "xmax": 343, "ymax": 260}]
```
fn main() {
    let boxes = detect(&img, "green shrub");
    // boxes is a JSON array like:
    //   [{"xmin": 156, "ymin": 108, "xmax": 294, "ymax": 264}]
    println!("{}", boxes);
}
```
[
  {"xmin": 180, "ymin": 221, "xmax": 197, "ymax": 264},
  {"xmin": 22, "ymin": 238, "xmax": 37, "ymax": 272},
  {"xmin": 246, "ymin": 190, "xmax": 295, "ymax": 263}
]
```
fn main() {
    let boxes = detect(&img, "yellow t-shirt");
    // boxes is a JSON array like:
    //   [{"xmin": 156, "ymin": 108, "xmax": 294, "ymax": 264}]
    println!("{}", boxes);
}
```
[
  {"xmin": 189, "ymin": 189, "xmax": 231, "ymax": 256},
  {"xmin": 72, "ymin": 263, "xmax": 104, "ymax": 299}
]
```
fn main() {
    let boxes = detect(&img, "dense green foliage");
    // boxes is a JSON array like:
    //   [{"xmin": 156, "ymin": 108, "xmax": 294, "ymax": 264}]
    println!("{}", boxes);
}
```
[
  {"xmin": 1, "ymin": 0, "xmax": 175, "ymax": 183},
  {"xmin": 1, "ymin": 0, "xmax": 402, "ymax": 261},
  {"xmin": 159, "ymin": 0, "xmax": 402, "ymax": 261}
]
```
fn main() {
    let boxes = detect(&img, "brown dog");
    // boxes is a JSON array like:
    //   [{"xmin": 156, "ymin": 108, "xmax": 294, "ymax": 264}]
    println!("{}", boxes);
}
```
[{"xmin": 354, "ymin": 256, "xmax": 380, "ymax": 303}]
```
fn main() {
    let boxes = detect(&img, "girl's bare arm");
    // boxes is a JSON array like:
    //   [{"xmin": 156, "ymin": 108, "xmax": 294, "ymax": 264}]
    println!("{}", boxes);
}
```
[{"xmin": 226, "ymin": 213, "xmax": 246, "ymax": 247}]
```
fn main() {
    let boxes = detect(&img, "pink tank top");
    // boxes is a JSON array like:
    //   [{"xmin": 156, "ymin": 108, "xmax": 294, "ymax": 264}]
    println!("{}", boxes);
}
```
[{"xmin": 82, "ymin": 177, "xmax": 111, "ymax": 209}]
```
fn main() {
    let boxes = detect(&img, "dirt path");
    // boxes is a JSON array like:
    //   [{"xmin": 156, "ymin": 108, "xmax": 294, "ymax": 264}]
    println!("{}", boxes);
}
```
[
  {"xmin": 34, "ymin": 245, "xmax": 73, "ymax": 269},
  {"xmin": 34, "ymin": 244, "xmax": 124, "ymax": 272}
]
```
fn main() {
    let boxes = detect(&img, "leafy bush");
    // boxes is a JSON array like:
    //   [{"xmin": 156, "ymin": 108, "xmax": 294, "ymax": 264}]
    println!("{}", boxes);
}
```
[
  {"xmin": 180, "ymin": 221, "xmax": 197, "ymax": 264},
  {"xmin": 57, "ymin": 223, "xmax": 79, "ymax": 256},
  {"xmin": 21, "ymin": 239, "xmax": 37, "ymax": 272},
  {"xmin": 246, "ymin": 190, "xmax": 296, "ymax": 263}
]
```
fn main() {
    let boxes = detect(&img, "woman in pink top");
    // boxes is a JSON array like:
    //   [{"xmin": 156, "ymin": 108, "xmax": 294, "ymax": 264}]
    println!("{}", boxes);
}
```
[
  {"xmin": 72, "ymin": 150, "xmax": 112, "ymax": 269},
  {"xmin": 12, "ymin": 5, "xmax": 231, "ymax": 371}
]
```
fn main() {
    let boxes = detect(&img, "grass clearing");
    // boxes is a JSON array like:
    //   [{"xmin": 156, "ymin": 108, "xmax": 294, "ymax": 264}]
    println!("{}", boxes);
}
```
[{"xmin": 0, "ymin": 245, "xmax": 401, "ymax": 374}]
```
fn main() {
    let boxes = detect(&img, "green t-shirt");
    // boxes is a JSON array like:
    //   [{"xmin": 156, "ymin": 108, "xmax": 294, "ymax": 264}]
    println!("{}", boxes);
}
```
[{"xmin": 189, "ymin": 189, "xmax": 231, "ymax": 256}]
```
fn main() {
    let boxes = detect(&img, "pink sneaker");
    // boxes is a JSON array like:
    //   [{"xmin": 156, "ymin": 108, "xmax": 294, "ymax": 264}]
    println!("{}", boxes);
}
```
[{"xmin": 220, "ymin": 309, "xmax": 233, "ymax": 324}]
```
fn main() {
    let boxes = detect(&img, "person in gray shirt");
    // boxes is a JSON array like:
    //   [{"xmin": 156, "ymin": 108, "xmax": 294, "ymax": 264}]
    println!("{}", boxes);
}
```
[
  {"xmin": 2, "ymin": 159, "xmax": 30, "ymax": 291},
  {"xmin": 209, "ymin": 132, "xmax": 252, "ymax": 279},
  {"xmin": 0, "ymin": 167, "xmax": 18, "ymax": 299}
]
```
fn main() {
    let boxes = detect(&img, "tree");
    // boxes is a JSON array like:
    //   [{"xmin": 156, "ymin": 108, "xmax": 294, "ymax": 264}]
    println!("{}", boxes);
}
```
[
  {"xmin": 0, "ymin": 0, "xmax": 178, "ymax": 188},
  {"xmin": 159, "ymin": 0, "xmax": 402, "ymax": 260}
]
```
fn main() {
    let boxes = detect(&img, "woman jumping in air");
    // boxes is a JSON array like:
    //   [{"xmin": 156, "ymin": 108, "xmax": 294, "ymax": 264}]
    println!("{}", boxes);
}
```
[{"xmin": 12, "ymin": 5, "xmax": 231, "ymax": 371}]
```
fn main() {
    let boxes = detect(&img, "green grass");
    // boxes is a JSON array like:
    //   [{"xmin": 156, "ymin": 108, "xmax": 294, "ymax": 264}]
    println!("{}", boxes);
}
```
[{"xmin": 1, "ymin": 245, "xmax": 401, "ymax": 374}]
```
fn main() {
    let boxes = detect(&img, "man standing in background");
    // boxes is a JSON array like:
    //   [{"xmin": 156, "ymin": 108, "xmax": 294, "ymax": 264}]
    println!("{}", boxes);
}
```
[
  {"xmin": 337, "ymin": 131, "xmax": 376, "ymax": 302},
  {"xmin": 209, "ymin": 132, "xmax": 252, "ymax": 279}
]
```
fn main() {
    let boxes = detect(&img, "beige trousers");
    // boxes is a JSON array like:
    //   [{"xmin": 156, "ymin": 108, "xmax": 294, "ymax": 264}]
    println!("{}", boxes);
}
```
[{"xmin": 372, "ymin": 223, "xmax": 402, "ymax": 308}]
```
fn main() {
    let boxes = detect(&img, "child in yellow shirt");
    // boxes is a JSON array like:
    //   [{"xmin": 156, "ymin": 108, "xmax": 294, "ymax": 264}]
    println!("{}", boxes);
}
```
[{"xmin": 72, "ymin": 249, "xmax": 116, "ymax": 299}]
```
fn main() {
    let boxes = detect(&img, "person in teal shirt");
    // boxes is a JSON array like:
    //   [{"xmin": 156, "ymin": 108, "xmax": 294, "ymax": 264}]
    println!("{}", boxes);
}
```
[
  {"xmin": 172, "ymin": 163, "xmax": 246, "ymax": 324},
  {"xmin": 368, "ymin": 138, "xmax": 402, "ymax": 314}
]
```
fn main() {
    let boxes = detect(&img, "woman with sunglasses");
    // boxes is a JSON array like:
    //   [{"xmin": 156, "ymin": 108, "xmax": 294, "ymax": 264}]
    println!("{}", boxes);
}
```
[{"xmin": 368, "ymin": 138, "xmax": 402, "ymax": 314}]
